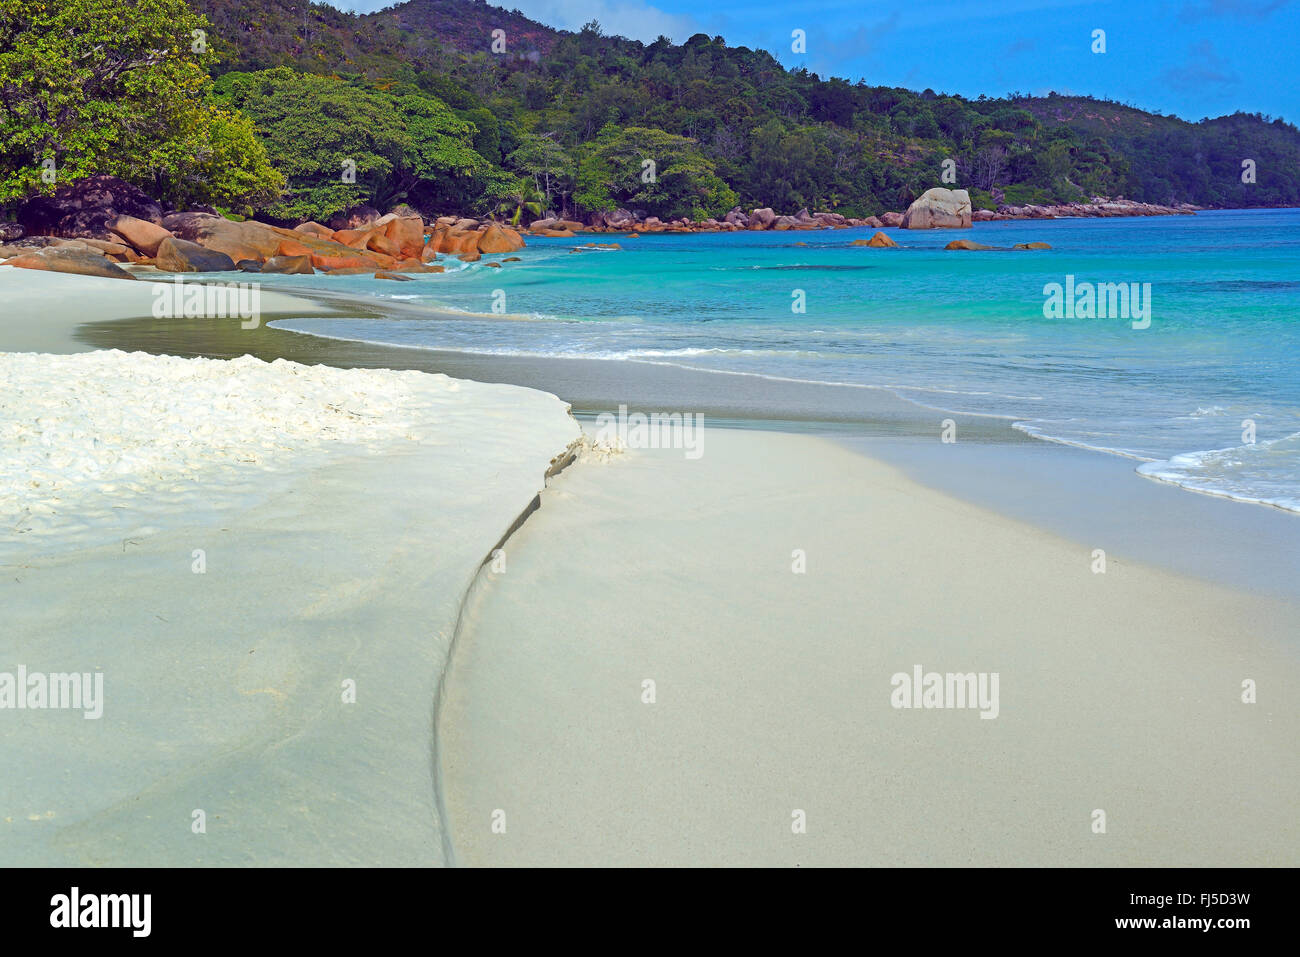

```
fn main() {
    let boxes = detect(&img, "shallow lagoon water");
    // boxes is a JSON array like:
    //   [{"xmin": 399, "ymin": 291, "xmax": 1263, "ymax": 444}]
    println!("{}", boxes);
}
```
[{"xmin": 267, "ymin": 209, "xmax": 1296, "ymax": 511}]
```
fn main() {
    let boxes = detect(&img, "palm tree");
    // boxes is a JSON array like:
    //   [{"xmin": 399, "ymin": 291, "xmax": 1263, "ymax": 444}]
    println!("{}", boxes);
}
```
[{"xmin": 496, "ymin": 180, "xmax": 545, "ymax": 226}]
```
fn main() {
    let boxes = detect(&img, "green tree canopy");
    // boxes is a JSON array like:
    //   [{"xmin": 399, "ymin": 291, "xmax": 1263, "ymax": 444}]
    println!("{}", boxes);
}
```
[
  {"xmin": 0, "ymin": 0, "xmax": 282, "ymax": 209},
  {"xmin": 575, "ymin": 124, "xmax": 737, "ymax": 219},
  {"xmin": 214, "ymin": 68, "xmax": 494, "ymax": 221},
  {"xmin": 505, "ymin": 132, "xmax": 576, "ymax": 213}
]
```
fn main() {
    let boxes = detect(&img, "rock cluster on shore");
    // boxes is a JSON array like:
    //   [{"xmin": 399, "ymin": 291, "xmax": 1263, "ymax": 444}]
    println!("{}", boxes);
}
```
[
  {"xmin": 0, "ymin": 177, "xmax": 526, "ymax": 281},
  {"xmin": 544, "ymin": 206, "xmax": 889, "ymax": 234},
  {"xmin": 0, "ymin": 176, "xmax": 1203, "ymax": 281},
  {"xmin": 519, "ymin": 192, "xmax": 1195, "ymax": 235},
  {"xmin": 973, "ymin": 197, "xmax": 1199, "ymax": 221}
]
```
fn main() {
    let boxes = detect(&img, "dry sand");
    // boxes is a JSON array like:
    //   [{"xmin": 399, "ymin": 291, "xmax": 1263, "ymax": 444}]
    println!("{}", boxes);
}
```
[{"xmin": 442, "ymin": 428, "xmax": 1300, "ymax": 866}]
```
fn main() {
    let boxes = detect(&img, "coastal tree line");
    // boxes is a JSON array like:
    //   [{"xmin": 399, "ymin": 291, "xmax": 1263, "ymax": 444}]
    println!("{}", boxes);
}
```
[{"xmin": 2, "ymin": 0, "xmax": 1298, "ymax": 225}]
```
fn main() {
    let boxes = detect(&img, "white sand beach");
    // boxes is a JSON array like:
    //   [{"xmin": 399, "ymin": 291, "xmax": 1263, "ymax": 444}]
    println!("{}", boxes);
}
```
[
  {"xmin": 442, "ymin": 428, "xmax": 1300, "ymax": 866},
  {"xmin": 4, "ymin": 268, "xmax": 1298, "ymax": 868},
  {"xmin": 0, "ymin": 270, "xmax": 581, "ymax": 865}
]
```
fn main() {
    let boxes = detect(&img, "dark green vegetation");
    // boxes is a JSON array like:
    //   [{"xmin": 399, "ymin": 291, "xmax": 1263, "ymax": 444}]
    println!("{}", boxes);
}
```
[
  {"xmin": 4, "ymin": 0, "xmax": 1298, "ymax": 223},
  {"xmin": 0, "ymin": 0, "xmax": 283, "ymax": 210}
]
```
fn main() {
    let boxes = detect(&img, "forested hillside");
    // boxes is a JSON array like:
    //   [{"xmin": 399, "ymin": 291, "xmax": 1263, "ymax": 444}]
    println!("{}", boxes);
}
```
[{"xmin": 4, "ymin": 0, "xmax": 1297, "ymax": 223}]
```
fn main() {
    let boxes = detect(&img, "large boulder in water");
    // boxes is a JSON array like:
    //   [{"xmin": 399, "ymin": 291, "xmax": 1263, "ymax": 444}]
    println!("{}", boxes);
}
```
[
  {"xmin": 478, "ymin": 223, "xmax": 525, "ymax": 254},
  {"xmin": 902, "ymin": 188, "xmax": 972, "ymax": 229},
  {"xmin": 17, "ymin": 175, "xmax": 163, "ymax": 240},
  {"xmin": 428, "ymin": 226, "xmax": 484, "ymax": 256}
]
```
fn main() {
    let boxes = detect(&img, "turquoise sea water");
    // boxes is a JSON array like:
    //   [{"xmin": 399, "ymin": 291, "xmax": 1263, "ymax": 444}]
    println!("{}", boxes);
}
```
[{"xmin": 269, "ymin": 208, "xmax": 1300, "ymax": 513}]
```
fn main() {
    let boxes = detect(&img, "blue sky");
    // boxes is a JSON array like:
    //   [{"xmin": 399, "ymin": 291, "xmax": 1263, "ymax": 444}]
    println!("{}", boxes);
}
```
[{"xmin": 325, "ymin": 0, "xmax": 1298, "ymax": 123}]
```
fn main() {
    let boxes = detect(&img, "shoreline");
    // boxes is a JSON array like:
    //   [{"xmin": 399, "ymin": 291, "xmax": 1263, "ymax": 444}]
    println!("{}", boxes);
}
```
[
  {"xmin": 35, "ymin": 268, "xmax": 1300, "ymax": 599},
  {"xmin": 4, "ymin": 266, "xmax": 1297, "ymax": 867}
]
